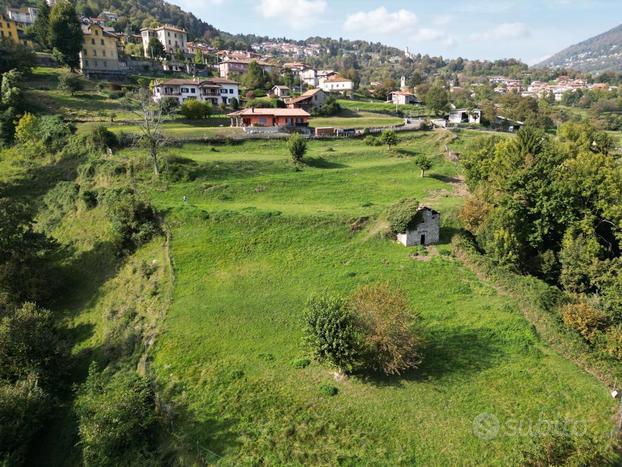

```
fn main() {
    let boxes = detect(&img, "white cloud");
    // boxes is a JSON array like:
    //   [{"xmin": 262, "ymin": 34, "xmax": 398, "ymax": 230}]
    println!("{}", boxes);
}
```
[
  {"xmin": 470, "ymin": 22, "xmax": 530, "ymax": 40},
  {"xmin": 258, "ymin": 0, "xmax": 327, "ymax": 29},
  {"xmin": 343, "ymin": 7, "xmax": 418, "ymax": 35},
  {"xmin": 410, "ymin": 28, "xmax": 456, "ymax": 48},
  {"xmin": 457, "ymin": 1, "xmax": 515, "ymax": 13},
  {"xmin": 432, "ymin": 15, "xmax": 452, "ymax": 27}
]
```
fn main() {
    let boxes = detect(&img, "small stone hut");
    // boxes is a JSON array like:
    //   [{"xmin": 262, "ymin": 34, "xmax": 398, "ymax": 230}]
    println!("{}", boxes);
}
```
[{"xmin": 397, "ymin": 207, "xmax": 440, "ymax": 246}]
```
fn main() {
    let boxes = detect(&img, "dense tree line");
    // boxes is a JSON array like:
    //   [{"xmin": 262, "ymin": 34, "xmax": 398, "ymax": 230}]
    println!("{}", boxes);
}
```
[
  {"xmin": 0, "ymin": 57, "xmax": 166, "ymax": 462},
  {"xmin": 462, "ymin": 123, "xmax": 622, "ymax": 361}
]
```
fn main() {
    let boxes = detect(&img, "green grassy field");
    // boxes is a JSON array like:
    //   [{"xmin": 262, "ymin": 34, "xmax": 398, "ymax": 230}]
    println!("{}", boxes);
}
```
[
  {"xmin": 77, "ymin": 111, "xmax": 404, "ymax": 138},
  {"xmin": 77, "ymin": 120, "xmax": 241, "ymax": 138},
  {"xmin": 312, "ymin": 110, "xmax": 404, "ymax": 129},
  {"xmin": 338, "ymin": 98, "xmax": 426, "ymax": 115},
  {"xmin": 129, "ymin": 132, "xmax": 617, "ymax": 464},
  {"xmin": 23, "ymin": 67, "xmax": 140, "ymax": 121}
]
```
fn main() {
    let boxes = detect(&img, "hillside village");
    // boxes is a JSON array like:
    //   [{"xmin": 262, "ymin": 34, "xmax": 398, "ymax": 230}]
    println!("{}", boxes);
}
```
[
  {"xmin": 3, "ymin": 2, "xmax": 621, "ymax": 135},
  {"xmin": 1, "ymin": 1, "xmax": 622, "ymax": 466}
]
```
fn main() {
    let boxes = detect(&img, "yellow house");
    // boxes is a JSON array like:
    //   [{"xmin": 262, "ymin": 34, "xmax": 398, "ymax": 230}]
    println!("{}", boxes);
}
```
[
  {"xmin": 0, "ymin": 17, "xmax": 21, "ymax": 44},
  {"xmin": 79, "ymin": 23, "xmax": 125, "ymax": 76}
]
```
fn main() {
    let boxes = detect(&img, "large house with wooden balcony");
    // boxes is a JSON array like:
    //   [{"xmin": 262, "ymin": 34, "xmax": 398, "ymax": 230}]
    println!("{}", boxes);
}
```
[
  {"xmin": 227, "ymin": 108, "xmax": 310, "ymax": 129},
  {"xmin": 152, "ymin": 78, "xmax": 240, "ymax": 106}
]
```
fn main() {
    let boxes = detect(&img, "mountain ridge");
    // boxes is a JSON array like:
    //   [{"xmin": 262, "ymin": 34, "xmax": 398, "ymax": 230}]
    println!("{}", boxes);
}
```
[{"xmin": 537, "ymin": 23, "xmax": 622, "ymax": 73}]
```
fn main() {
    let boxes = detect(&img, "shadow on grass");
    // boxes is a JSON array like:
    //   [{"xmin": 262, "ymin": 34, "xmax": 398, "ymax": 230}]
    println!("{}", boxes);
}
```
[
  {"xmin": 392, "ymin": 148, "xmax": 417, "ymax": 158},
  {"xmin": 356, "ymin": 326, "xmax": 506, "ymax": 388},
  {"xmin": 429, "ymin": 174, "xmax": 463, "ymax": 184},
  {"xmin": 303, "ymin": 156, "xmax": 347, "ymax": 169},
  {"xmin": 0, "ymin": 154, "xmax": 82, "ymax": 202},
  {"xmin": 160, "ymin": 399, "xmax": 241, "ymax": 464},
  {"xmin": 166, "ymin": 156, "xmax": 287, "ymax": 181},
  {"xmin": 439, "ymin": 226, "xmax": 463, "ymax": 244},
  {"xmin": 332, "ymin": 108, "xmax": 361, "ymax": 118},
  {"xmin": 55, "ymin": 240, "xmax": 121, "ymax": 315}
]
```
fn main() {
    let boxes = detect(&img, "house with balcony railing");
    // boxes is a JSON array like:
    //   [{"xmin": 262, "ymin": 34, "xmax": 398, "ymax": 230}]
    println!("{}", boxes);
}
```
[{"xmin": 152, "ymin": 78, "xmax": 240, "ymax": 105}]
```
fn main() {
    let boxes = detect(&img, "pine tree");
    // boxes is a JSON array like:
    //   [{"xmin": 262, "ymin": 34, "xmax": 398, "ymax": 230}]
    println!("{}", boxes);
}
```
[
  {"xmin": 49, "ymin": 1, "xmax": 84, "ymax": 71},
  {"xmin": 33, "ymin": 0, "xmax": 51, "ymax": 49}
]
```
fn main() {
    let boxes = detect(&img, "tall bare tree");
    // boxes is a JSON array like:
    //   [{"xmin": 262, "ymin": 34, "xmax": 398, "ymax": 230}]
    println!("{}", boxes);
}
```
[{"xmin": 127, "ymin": 88, "xmax": 168, "ymax": 177}]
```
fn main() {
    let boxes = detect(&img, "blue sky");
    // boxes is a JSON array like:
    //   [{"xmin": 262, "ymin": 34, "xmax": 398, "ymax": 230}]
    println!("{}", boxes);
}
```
[{"xmin": 170, "ymin": 0, "xmax": 621, "ymax": 64}]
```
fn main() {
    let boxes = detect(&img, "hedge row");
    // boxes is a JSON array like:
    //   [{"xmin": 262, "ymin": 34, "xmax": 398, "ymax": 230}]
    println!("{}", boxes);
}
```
[{"xmin": 452, "ymin": 234, "xmax": 622, "ymax": 386}]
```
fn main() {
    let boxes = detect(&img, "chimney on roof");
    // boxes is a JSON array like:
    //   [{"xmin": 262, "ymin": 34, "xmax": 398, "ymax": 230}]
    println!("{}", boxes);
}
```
[{"xmin": 251, "ymin": 107, "xmax": 254, "ymax": 113}]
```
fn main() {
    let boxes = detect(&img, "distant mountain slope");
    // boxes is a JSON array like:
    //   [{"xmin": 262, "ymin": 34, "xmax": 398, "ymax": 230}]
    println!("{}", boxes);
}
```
[{"xmin": 537, "ymin": 24, "xmax": 622, "ymax": 73}]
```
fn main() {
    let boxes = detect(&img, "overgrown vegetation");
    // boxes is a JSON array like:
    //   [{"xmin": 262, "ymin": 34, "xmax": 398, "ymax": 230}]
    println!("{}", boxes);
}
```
[
  {"xmin": 461, "ymin": 123, "xmax": 622, "ymax": 365},
  {"xmin": 386, "ymin": 198, "xmax": 420, "ymax": 233},
  {"xmin": 75, "ymin": 364, "xmax": 158, "ymax": 466}
]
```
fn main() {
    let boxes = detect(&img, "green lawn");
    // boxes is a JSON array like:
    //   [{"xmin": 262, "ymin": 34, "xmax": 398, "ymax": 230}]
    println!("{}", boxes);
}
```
[
  {"xmin": 77, "ymin": 111, "xmax": 404, "ymax": 138},
  {"xmin": 312, "ymin": 110, "xmax": 404, "ymax": 129},
  {"xmin": 133, "ymin": 132, "xmax": 616, "ymax": 464},
  {"xmin": 338, "ymin": 98, "xmax": 427, "ymax": 115},
  {"xmin": 78, "ymin": 120, "xmax": 241, "ymax": 138}
]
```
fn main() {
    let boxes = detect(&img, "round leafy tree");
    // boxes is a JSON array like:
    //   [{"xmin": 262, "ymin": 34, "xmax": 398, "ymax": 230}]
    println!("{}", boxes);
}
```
[
  {"xmin": 303, "ymin": 294, "xmax": 361, "ymax": 373},
  {"xmin": 287, "ymin": 132, "xmax": 307, "ymax": 164}
]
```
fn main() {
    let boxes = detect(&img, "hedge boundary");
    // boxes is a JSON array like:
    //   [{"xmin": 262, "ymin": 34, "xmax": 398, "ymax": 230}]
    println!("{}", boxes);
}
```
[{"xmin": 452, "ymin": 234, "xmax": 622, "ymax": 387}]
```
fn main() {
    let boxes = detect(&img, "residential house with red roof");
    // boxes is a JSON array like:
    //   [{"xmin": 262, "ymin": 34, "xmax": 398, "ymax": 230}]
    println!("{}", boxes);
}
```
[
  {"xmin": 228, "ymin": 108, "xmax": 310, "ymax": 128},
  {"xmin": 319, "ymin": 74, "xmax": 354, "ymax": 95},
  {"xmin": 286, "ymin": 89, "xmax": 328, "ymax": 111},
  {"xmin": 152, "ymin": 77, "xmax": 240, "ymax": 105}
]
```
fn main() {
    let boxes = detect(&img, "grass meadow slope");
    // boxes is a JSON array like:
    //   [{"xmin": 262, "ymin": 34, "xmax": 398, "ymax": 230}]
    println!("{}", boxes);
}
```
[{"xmin": 131, "ymin": 132, "xmax": 617, "ymax": 464}]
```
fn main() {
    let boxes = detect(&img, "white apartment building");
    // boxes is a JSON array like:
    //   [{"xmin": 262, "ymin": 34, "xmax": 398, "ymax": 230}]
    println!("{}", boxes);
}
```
[
  {"xmin": 319, "ymin": 74, "xmax": 354, "ymax": 94},
  {"xmin": 152, "ymin": 78, "xmax": 240, "ymax": 106},
  {"xmin": 141, "ymin": 24, "xmax": 188, "ymax": 57}
]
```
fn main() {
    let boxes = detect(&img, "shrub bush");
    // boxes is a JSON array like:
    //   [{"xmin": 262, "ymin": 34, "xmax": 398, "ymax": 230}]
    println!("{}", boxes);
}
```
[
  {"xmin": 40, "ymin": 181, "xmax": 79, "ymax": 229},
  {"xmin": 379, "ymin": 129, "xmax": 398, "ymax": 148},
  {"xmin": 319, "ymin": 384, "xmax": 338, "ymax": 396},
  {"xmin": 0, "ymin": 375, "xmax": 49, "ymax": 465},
  {"xmin": 560, "ymin": 302, "xmax": 608, "ymax": 342},
  {"xmin": 350, "ymin": 283, "xmax": 423, "ymax": 375},
  {"xmin": 0, "ymin": 302, "xmax": 69, "ymax": 384},
  {"xmin": 291, "ymin": 358, "xmax": 311, "ymax": 369},
  {"xmin": 36, "ymin": 115, "xmax": 74, "ymax": 152},
  {"xmin": 57, "ymin": 71, "xmax": 84, "ymax": 96},
  {"xmin": 101, "ymin": 189, "xmax": 160, "ymax": 252},
  {"xmin": 0, "ymin": 200, "xmax": 58, "ymax": 307},
  {"xmin": 180, "ymin": 99, "xmax": 212, "ymax": 119},
  {"xmin": 159, "ymin": 97, "xmax": 180, "ymax": 114},
  {"xmin": 0, "ymin": 107, "xmax": 17, "ymax": 147},
  {"xmin": 75, "ymin": 364, "xmax": 157, "ymax": 466},
  {"xmin": 312, "ymin": 97, "xmax": 341, "ymax": 116},
  {"xmin": 14, "ymin": 113, "xmax": 38, "ymax": 146},
  {"xmin": 303, "ymin": 294, "xmax": 361, "ymax": 373},
  {"xmin": 287, "ymin": 132, "xmax": 307, "ymax": 163},
  {"xmin": 386, "ymin": 198, "xmax": 420, "ymax": 233},
  {"xmin": 85, "ymin": 125, "xmax": 118, "ymax": 152},
  {"xmin": 364, "ymin": 135, "xmax": 381, "ymax": 146},
  {"xmin": 605, "ymin": 326, "xmax": 622, "ymax": 360}
]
